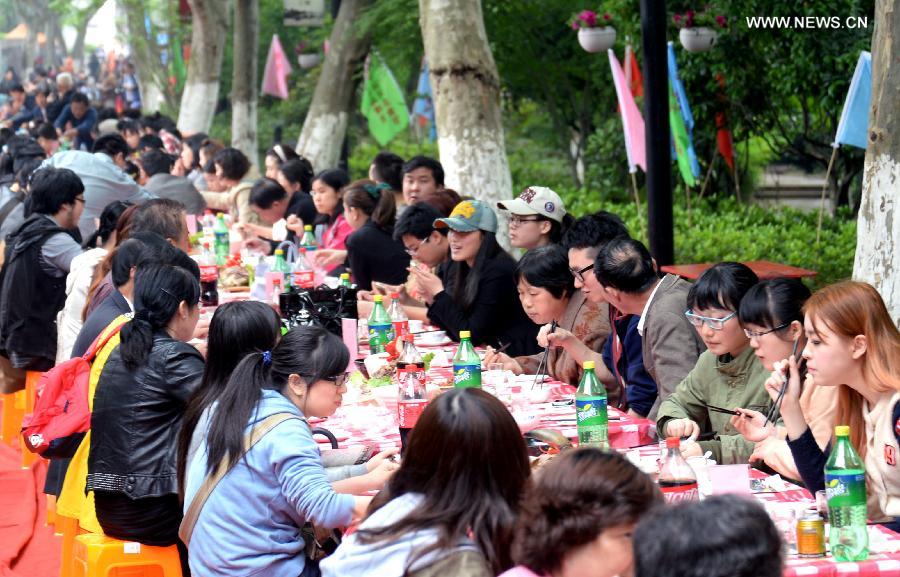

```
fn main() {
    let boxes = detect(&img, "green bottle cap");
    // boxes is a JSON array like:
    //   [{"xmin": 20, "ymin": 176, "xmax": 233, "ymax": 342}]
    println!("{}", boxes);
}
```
[
  {"xmin": 835, "ymin": 425, "xmax": 850, "ymax": 437},
  {"xmin": 583, "ymin": 360, "xmax": 595, "ymax": 370},
  {"xmin": 460, "ymin": 330, "xmax": 471, "ymax": 339},
  {"xmin": 304, "ymin": 224, "xmax": 313, "ymax": 231},
  {"xmin": 373, "ymin": 295, "xmax": 383, "ymax": 303}
]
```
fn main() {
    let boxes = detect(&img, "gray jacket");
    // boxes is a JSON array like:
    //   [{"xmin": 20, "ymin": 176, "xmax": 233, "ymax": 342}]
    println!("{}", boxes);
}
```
[
  {"xmin": 641, "ymin": 274, "xmax": 706, "ymax": 419},
  {"xmin": 145, "ymin": 173, "xmax": 207, "ymax": 215}
]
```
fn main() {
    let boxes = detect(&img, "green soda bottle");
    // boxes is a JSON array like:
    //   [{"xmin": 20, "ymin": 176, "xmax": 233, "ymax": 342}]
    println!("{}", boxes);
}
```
[
  {"xmin": 213, "ymin": 214, "xmax": 230, "ymax": 266},
  {"xmin": 452, "ymin": 331, "xmax": 481, "ymax": 388},
  {"xmin": 825, "ymin": 425, "xmax": 869, "ymax": 561},
  {"xmin": 367, "ymin": 295, "xmax": 392, "ymax": 353},
  {"xmin": 300, "ymin": 224, "xmax": 318, "ymax": 251},
  {"xmin": 575, "ymin": 361, "xmax": 608, "ymax": 448},
  {"xmin": 273, "ymin": 249, "xmax": 292, "ymax": 290},
  {"xmin": 339, "ymin": 273, "xmax": 352, "ymax": 288}
]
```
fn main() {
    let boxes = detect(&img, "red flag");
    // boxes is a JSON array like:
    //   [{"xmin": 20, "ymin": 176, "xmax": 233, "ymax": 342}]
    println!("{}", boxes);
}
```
[
  {"xmin": 714, "ymin": 73, "xmax": 735, "ymax": 173},
  {"xmin": 624, "ymin": 44, "xmax": 643, "ymax": 98},
  {"xmin": 261, "ymin": 34, "xmax": 293, "ymax": 100}
]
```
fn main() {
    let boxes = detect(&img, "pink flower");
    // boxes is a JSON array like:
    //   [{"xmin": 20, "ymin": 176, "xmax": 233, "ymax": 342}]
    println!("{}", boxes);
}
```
[
  {"xmin": 603, "ymin": 13, "xmax": 612, "ymax": 20},
  {"xmin": 571, "ymin": 20, "xmax": 580, "ymax": 30},
  {"xmin": 578, "ymin": 10, "xmax": 598, "ymax": 27},
  {"xmin": 674, "ymin": 14, "xmax": 682, "ymax": 23},
  {"xmin": 715, "ymin": 15, "xmax": 727, "ymax": 27}
]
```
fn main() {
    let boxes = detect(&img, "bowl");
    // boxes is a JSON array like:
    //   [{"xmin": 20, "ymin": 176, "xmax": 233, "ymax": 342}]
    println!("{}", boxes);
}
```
[{"xmin": 354, "ymin": 358, "xmax": 369, "ymax": 379}]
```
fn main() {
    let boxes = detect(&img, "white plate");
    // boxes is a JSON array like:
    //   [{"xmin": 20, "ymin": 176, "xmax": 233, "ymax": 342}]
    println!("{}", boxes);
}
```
[{"xmin": 415, "ymin": 331, "xmax": 451, "ymax": 347}]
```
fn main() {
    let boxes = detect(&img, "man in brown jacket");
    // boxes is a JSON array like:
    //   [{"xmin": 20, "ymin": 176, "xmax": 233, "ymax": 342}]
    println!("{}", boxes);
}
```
[{"xmin": 594, "ymin": 237, "xmax": 706, "ymax": 419}]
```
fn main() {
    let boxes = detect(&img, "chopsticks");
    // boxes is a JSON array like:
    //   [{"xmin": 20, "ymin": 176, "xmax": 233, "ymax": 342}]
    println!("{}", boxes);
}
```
[
  {"xmin": 701, "ymin": 402, "xmax": 746, "ymax": 417},
  {"xmin": 764, "ymin": 338, "xmax": 800, "ymax": 425},
  {"xmin": 532, "ymin": 320, "xmax": 557, "ymax": 390}
]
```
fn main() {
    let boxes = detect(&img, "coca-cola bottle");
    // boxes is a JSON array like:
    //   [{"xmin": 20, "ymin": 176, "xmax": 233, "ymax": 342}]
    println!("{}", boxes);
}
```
[
  {"xmin": 388, "ymin": 292, "xmax": 409, "ymax": 339},
  {"xmin": 658, "ymin": 437, "xmax": 699, "ymax": 503},
  {"xmin": 199, "ymin": 242, "xmax": 219, "ymax": 307},
  {"xmin": 397, "ymin": 334, "xmax": 427, "ymax": 452}
]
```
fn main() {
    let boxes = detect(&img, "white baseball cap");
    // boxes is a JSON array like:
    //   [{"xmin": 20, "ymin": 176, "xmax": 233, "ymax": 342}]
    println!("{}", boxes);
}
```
[{"xmin": 497, "ymin": 186, "xmax": 566, "ymax": 223}]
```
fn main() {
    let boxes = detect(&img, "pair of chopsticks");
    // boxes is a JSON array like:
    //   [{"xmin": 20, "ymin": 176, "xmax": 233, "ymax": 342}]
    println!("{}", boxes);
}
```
[
  {"xmin": 532, "ymin": 320, "xmax": 558, "ymax": 390},
  {"xmin": 764, "ymin": 338, "xmax": 801, "ymax": 425},
  {"xmin": 701, "ymin": 401, "xmax": 748, "ymax": 417}
]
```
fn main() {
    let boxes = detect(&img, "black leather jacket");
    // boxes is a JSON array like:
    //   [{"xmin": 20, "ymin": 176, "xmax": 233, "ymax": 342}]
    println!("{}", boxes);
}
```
[{"xmin": 87, "ymin": 331, "xmax": 203, "ymax": 498}]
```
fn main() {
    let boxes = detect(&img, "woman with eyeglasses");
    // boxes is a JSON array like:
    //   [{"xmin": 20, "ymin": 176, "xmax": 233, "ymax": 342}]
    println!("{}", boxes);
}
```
[
  {"xmin": 86, "ymin": 264, "xmax": 203, "ymax": 571},
  {"xmin": 496, "ymin": 186, "xmax": 574, "ymax": 250},
  {"xmin": 655, "ymin": 262, "xmax": 771, "ymax": 464},
  {"xmin": 183, "ymin": 325, "xmax": 374, "ymax": 577},
  {"xmin": 727, "ymin": 278, "xmax": 838, "ymax": 480},
  {"xmin": 409, "ymin": 199, "xmax": 540, "ymax": 357}
]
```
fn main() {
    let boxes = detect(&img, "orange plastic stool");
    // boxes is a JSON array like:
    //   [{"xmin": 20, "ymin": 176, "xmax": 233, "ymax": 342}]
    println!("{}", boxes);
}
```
[
  {"xmin": 1, "ymin": 390, "xmax": 25, "ymax": 445},
  {"xmin": 46, "ymin": 494, "xmax": 58, "ymax": 527},
  {"xmin": 72, "ymin": 534, "xmax": 182, "ymax": 577},
  {"xmin": 58, "ymin": 515, "xmax": 88, "ymax": 577},
  {"xmin": 20, "ymin": 371, "xmax": 43, "ymax": 468}
]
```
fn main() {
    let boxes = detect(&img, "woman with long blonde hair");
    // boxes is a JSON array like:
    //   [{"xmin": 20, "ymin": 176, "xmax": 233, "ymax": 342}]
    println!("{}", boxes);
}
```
[{"xmin": 769, "ymin": 281, "xmax": 899, "ymax": 530}]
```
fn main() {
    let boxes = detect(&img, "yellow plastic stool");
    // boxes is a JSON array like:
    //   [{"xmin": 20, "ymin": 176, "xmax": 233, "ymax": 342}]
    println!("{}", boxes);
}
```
[
  {"xmin": 57, "ymin": 515, "xmax": 87, "ymax": 577},
  {"xmin": 47, "ymin": 494, "xmax": 58, "ymax": 527},
  {"xmin": 20, "ymin": 371, "xmax": 43, "ymax": 468},
  {"xmin": 72, "ymin": 534, "xmax": 182, "ymax": 577},
  {"xmin": 1, "ymin": 390, "xmax": 25, "ymax": 445}
]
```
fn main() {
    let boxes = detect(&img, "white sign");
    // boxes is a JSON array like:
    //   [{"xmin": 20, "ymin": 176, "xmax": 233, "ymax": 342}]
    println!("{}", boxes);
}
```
[{"xmin": 284, "ymin": 0, "xmax": 326, "ymax": 26}]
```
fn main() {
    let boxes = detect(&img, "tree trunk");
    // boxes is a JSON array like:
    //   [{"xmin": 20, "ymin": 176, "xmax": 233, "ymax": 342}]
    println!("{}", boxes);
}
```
[
  {"xmin": 419, "ymin": 0, "xmax": 513, "ymax": 209},
  {"xmin": 852, "ymin": 0, "xmax": 899, "ymax": 323},
  {"xmin": 231, "ymin": 0, "xmax": 259, "ymax": 164},
  {"xmin": 121, "ymin": 0, "xmax": 169, "ymax": 114},
  {"xmin": 178, "ymin": 0, "xmax": 229, "ymax": 134},
  {"xmin": 295, "ymin": 0, "xmax": 371, "ymax": 172},
  {"xmin": 73, "ymin": 20, "xmax": 90, "ymax": 70}
]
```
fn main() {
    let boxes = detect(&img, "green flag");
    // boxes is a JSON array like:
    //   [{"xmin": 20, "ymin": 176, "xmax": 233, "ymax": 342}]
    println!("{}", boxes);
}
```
[
  {"xmin": 361, "ymin": 52, "xmax": 409, "ymax": 146},
  {"xmin": 171, "ymin": 37, "xmax": 187, "ymax": 95},
  {"xmin": 668, "ymin": 82, "xmax": 696, "ymax": 187}
]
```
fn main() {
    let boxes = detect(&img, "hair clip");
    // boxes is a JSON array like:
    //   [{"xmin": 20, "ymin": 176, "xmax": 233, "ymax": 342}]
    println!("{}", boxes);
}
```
[
  {"xmin": 362, "ymin": 182, "xmax": 390, "ymax": 199},
  {"xmin": 262, "ymin": 350, "xmax": 272, "ymax": 366},
  {"xmin": 274, "ymin": 144, "xmax": 286, "ymax": 162},
  {"xmin": 160, "ymin": 287, "xmax": 177, "ymax": 299}
]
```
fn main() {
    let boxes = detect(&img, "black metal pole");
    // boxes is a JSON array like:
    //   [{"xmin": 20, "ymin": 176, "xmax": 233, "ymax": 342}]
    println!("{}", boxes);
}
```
[{"xmin": 640, "ymin": 0, "xmax": 674, "ymax": 265}]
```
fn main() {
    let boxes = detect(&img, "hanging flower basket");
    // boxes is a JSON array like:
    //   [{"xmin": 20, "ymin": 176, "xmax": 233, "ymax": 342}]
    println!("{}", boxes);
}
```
[
  {"xmin": 298, "ymin": 53, "xmax": 321, "ymax": 69},
  {"xmin": 578, "ymin": 27, "xmax": 617, "ymax": 53},
  {"xmin": 679, "ymin": 27, "xmax": 718, "ymax": 52}
]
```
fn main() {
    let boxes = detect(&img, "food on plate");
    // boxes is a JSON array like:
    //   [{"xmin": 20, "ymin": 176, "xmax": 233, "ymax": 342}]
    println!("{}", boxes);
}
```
[{"xmin": 220, "ymin": 265, "xmax": 250, "ymax": 289}]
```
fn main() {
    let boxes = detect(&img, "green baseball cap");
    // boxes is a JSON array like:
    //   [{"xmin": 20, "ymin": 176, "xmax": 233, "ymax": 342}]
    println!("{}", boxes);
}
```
[{"xmin": 434, "ymin": 199, "xmax": 498, "ymax": 233}]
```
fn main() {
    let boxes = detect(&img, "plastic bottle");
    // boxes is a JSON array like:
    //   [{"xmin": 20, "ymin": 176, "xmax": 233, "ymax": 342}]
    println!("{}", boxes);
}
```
[
  {"xmin": 273, "ymin": 248, "xmax": 292, "ymax": 290},
  {"xmin": 826, "ymin": 425, "xmax": 869, "ymax": 561},
  {"xmin": 452, "ymin": 331, "xmax": 481, "ymax": 388},
  {"xmin": 367, "ymin": 295, "xmax": 392, "ymax": 353},
  {"xmin": 300, "ymin": 224, "xmax": 318, "ymax": 251},
  {"xmin": 658, "ymin": 437, "xmax": 700, "ymax": 503},
  {"xmin": 575, "ymin": 361, "xmax": 608, "ymax": 448},
  {"xmin": 271, "ymin": 277, "xmax": 283, "ymax": 309},
  {"xmin": 397, "ymin": 334, "xmax": 427, "ymax": 451},
  {"xmin": 213, "ymin": 213, "xmax": 230, "ymax": 266},
  {"xmin": 339, "ymin": 273, "xmax": 352, "ymax": 288},
  {"xmin": 292, "ymin": 247, "xmax": 315, "ymax": 289},
  {"xmin": 198, "ymin": 242, "xmax": 219, "ymax": 307},
  {"xmin": 388, "ymin": 292, "xmax": 408, "ymax": 340},
  {"xmin": 201, "ymin": 210, "xmax": 216, "ymax": 246}
]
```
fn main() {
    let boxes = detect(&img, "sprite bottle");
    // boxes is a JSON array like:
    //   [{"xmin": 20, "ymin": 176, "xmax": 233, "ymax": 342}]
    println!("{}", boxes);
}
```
[
  {"xmin": 825, "ymin": 425, "xmax": 868, "ymax": 562},
  {"xmin": 300, "ymin": 224, "xmax": 318, "ymax": 251},
  {"xmin": 213, "ymin": 213, "xmax": 230, "ymax": 266},
  {"xmin": 575, "ymin": 361, "xmax": 608, "ymax": 448},
  {"xmin": 367, "ymin": 295, "xmax": 392, "ymax": 353},
  {"xmin": 273, "ymin": 248, "xmax": 292, "ymax": 290},
  {"xmin": 452, "ymin": 331, "xmax": 481, "ymax": 388}
]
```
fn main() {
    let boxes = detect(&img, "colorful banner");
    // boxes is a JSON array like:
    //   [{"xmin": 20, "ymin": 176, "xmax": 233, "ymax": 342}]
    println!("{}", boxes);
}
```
[
  {"xmin": 262, "ymin": 34, "xmax": 293, "ymax": 100},
  {"xmin": 411, "ymin": 57, "xmax": 436, "ymax": 141},
  {"xmin": 666, "ymin": 42, "xmax": 701, "ymax": 184},
  {"xmin": 361, "ymin": 52, "xmax": 409, "ymax": 146},
  {"xmin": 608, "ymin": 49, "xmax": 646, "ymax": 173},
  {"xmin": 833, "ymin": 51, "xmax": 871, "ymax": 149}
]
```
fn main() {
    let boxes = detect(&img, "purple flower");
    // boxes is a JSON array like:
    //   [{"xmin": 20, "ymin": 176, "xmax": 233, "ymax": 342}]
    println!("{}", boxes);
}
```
[
  {"xmin": 715, "ymin": 15, "xmax": 727, "ymax": 27},
  {"xmin": 674, "ymin": 13, "xmax": 682, "ymax": 23},
  {"xmin": 578, "ymin": 10, "xmax": 598, "ymax": 27}
]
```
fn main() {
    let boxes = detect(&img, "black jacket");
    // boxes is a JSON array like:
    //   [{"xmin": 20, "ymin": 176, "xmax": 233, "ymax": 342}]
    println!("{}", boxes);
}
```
[
  {"xmin": 346, "ymin": 221, "xmax": 410, "ymax": 290},
  {"xmin": 428, "ymin": 253, "xmax": 540, "ymax": 357},
  {"xmin": 0, "ymin": 214, "xmax": 75, "ymax": 366},
  {"xmin": 86, "ymin": 331, "xmax": 204, "ymax": 498}
]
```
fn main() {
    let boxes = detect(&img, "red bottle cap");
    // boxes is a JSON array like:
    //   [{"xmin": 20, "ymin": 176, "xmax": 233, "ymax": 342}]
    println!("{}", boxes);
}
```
[
  {"xmin": 391, "ymin": 292, "xmax": 400, "ymax": 299},
  {"xmin": 403, "ymin": 334, "xmax": 414, "ymax": 342},
  {"xmin": 665, "ymin": 437, "xmax": 681, "ymax": 449}
]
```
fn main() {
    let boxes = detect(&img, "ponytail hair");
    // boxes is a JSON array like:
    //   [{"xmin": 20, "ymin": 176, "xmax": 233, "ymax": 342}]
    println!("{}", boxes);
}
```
[
  {"xmin": 203, "ymin": 325, "xmax": 349, "ymax": 476},
  {"xmin": 343, "ymin": 179, "xmax": 397, "ymax": 231},
  {"xmin": 119, "ymin": 263, "xmax": 200, "ymax": 369},
  {"xmin": 83, "ymin": 200, "xmax": 133, "ymax": 249}
]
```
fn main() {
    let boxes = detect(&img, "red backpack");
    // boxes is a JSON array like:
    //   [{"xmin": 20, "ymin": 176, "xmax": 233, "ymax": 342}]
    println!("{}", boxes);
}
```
[{"xmin": 21, "ymin": 317, "xmax": 128, "ymax": 456}]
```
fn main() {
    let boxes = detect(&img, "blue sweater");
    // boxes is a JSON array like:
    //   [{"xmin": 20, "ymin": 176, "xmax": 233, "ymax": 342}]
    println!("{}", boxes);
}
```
[
  {"xmin": 183, "ymin": 390, "xmax": 355, "ymax": 577},
  {"xmin": 602, "ymin": 314, "xmax": 658, "ymax": 417}
]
